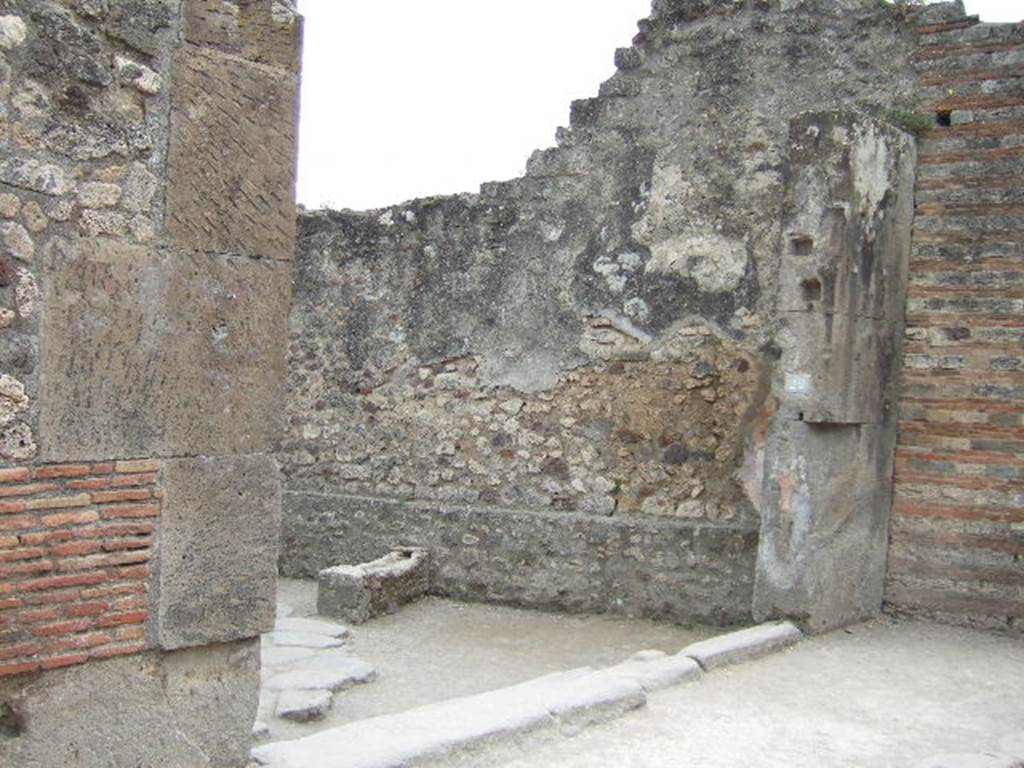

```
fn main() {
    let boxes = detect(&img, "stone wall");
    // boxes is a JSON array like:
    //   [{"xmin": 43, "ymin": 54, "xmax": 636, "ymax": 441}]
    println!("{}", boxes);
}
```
[
  {"xmin": 0, "ymin": 1, "xmax": 300, "ymax": 765},
  {"xmin": 886, "ymin": 10, "xmax": 1024, "ymax": 637},
  {"xmin": 281, "ymin": 0, "xmax": 923, "ymax": 627}
]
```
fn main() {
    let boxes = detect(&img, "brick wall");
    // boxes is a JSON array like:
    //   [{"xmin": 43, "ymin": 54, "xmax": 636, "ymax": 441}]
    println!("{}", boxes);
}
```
[
  {"xmin": 0, "ymin": 461, "xmax": 160, "ymax": 676},
  {"xmin": 886, "ymin": 15, "xmax": 1024, "ymax": 635}
]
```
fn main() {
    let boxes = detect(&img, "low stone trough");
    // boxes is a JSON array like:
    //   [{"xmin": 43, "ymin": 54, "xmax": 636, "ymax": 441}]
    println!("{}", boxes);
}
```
[{"xmin": 317, "ymin": 547, "xmax": 431, "ymax": 624}]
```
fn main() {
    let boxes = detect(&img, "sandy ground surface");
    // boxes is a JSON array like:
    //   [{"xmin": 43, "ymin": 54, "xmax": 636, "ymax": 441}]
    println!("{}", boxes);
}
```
[
  {"xmin": 264, "ymin": 578, "xmax": 717, "ymax": 741},
  {"xmin": 467, "ymin": 618, "xmax": 1024, "ymax": 768}
]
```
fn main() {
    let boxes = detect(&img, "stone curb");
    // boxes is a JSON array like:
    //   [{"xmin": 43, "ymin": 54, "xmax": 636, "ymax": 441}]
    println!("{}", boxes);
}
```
[
  {"xmin": 251, "ymin": 667, "xmax": 645, "ymax": 768},
  {"xmin": 252, "ymin": 621, "xmax": 804, "ymax": 768},
  {"xmin": 680, "ymin": 621, "xmax": 803, "ymax": 671}
]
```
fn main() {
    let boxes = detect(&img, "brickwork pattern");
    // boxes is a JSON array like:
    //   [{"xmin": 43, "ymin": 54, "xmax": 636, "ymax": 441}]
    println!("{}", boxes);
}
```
[
  {"xmin": 886, "ymin": 16, "xmax": 1024, "ymax": 634},
  {"xmin": 0, "ymin": 461, "xmax": 160, "ymax": 676}
]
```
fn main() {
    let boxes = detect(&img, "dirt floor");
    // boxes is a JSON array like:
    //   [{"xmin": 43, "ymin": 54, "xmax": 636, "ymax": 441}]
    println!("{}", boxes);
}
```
[{"xmin": 265, "ymin": 578, "xmax": 717, "ymax": 741}]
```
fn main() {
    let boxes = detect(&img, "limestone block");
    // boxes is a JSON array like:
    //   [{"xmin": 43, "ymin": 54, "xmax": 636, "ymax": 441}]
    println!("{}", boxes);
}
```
[
  {"xmin": 0, "ymin": 640, "xmax": 260, "ymax": 768},
  {"xmin": 183, "ymin": 0, "xmax": 303, "ymax": 71},
  {"xmin": 317, "ymin": 547, "xmax": 431, "ymax": 624},
  {"xmin": 166, "ymin": 44, "xmax": 298, "ymax": 261},
  {"xmin": 680, "ymin": 621, "xmax": 802, "ymax": 671},
  {"xmin": 154, "ymin": 455, "xmax": 281, "ymax": 650},
  {"xmin": 603, "ymin": 651, "xmax": 703, "ymax": 691},
  {"xmin": 775, "ymin": 110, "xmax": 916, "ymax": 425},
  {"xmin": 754, "ymin": 420, "xmax": 895, "ymax": 633},
  {"xmin": 37, "ymin": 238, "xmax": 290, "ymax": 461}
]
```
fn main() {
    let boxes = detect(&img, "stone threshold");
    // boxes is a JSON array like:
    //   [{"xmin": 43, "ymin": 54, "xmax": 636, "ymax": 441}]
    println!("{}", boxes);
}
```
[{"xmin": 250, "ymin": 621, "xmax": 802, "ymax": 768}]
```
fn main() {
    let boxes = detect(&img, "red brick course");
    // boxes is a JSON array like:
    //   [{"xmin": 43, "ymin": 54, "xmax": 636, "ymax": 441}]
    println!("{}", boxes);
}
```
[
  {"xmin": 887, "ymin": 18, "xmax": 1024, "ymax": 634},
  {"xmin": 0, "ymin": 460, "xmax": 161, "ymax": 676}
]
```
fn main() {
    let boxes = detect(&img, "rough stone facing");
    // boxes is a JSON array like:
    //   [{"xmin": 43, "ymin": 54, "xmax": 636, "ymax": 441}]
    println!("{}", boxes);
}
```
[
  {"xmin": 281, "ymin": 0, "xmax": 934, "ymax": 626},
  {"xmin": 284, "ymin": 493, "xmax": 758, "ymax": 626}
]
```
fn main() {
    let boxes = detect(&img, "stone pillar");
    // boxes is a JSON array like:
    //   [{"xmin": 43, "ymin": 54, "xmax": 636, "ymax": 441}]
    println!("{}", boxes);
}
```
[
  {"xmin": 753, "ymin": 111, "xmax": 916, "ymax": 634},
  {"xmin": 0, "ymin": 1, "xmax": 300, "ymax": 765}
]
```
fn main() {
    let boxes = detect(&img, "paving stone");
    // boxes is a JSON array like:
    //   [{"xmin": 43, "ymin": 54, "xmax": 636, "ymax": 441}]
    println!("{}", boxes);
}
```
[
  {"xmin": 681, "ymin": 622, "xmax": 802, "ymax": 671},
  {"xmin": 265, "ymin": 663, "xmax": 376, "ymax": 694},
  {"xmin": 276, "ymin": 616, "xmax": 351, "ymax": 639},
  {"xmin": 252, "ymin": 721, "xmax": 271, "ymax": 742},
  {"xmin": 288, "ymin": 651, "xmax": 377, "ymax": 685},
  {"xmin": 271, "ymin": 631, "xmax": 346, "ymax": 650},
  {"xmin": 276, "ymin": 689, "xmax": 333, "ymax": 723},
  {"xmin": 252, "ymin": 667, "xmax": 643, "ymax": 768},
  {"xmin": 262, "ymin": 645, "xmax": 317, "ymax": 668}
]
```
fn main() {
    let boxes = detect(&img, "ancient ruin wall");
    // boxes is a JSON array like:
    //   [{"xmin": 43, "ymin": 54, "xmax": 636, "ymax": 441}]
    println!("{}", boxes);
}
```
[
  {"xmin": 281, "ymin": 0, "xmax": 923, "ymax": 625},
  {"xmin": 886, "ymin": 11, "xmax": 1024, "ymax": 637},
  {"xmin": 0, "ymin": 1, "xmax": 300, "ymax": 765}
]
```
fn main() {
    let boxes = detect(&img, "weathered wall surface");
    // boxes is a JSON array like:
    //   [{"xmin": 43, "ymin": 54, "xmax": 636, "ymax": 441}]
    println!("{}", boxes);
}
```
[
  {"xmin": 753, "ymin": 111, "xmax": 916, "ymax": 632},
  {"xmin": 886, "ymin": 11, "xmax": 1024, "ymax": 636},
  {"xmin": 281, "ymin": 0, "xmax": 923, "ymax": 625},
  {"xmin": 0, "ymin": 0, "xmax": 300, "ymax": 764}
]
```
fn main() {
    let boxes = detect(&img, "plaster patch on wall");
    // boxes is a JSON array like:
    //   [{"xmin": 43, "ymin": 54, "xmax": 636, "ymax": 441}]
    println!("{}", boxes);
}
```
[{"xmin": 646, "ymin": 234, "xmax": 749, "ymax": 293}]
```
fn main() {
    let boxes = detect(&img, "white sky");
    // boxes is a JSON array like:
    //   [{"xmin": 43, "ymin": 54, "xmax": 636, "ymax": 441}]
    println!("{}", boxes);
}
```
[{"xmin": 294, "ymin": 0, "xmax": 1021, "ymax": 211}]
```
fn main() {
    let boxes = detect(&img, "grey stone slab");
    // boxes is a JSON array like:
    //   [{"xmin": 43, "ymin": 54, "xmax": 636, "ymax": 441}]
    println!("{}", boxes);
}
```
[
  {"xmin": 271, "ymin": 631, "xmax": 346, "ymax": 650},
  {"xmin": 266, "ymin": 660, "xmax": 376, "ymax": 693},
  {"xmin": 38, "ymin": 238, "xmax": 290, "ymax": 461},
  {"xmin": 681, "ymin": 622, "xmax": 802, "ymax": 671},
  {"xmin": 603, "ymin": 652, "xmax": 703, "ymax": 692},
  {"xmin": 154, "ymin": 455, "xmax": 281, "ymax": 650},
  {"xmin": 288, "ymin": 651, "xmax": 377, "ymax": 685},
  {"xmin": 276, "ymin": 689, "xmax": 333, "ymax": 722},
  {"xmin": 277, "ymin": 603, "xmax": 295, "ymax": 618},
  {"xmin": 263, "ymin": 645, "xmax": 317, "ymax": 668},
  {"xmin": 251, "ymin": 667, "xmax": 644, "ymax": 768},
  {"xmin": 0, "ymin": 640, "xmax": 259, "ymax": 768},
  {"xmin": 276, "ymin": 616, "xmax": 351, "ymax": 638}
]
